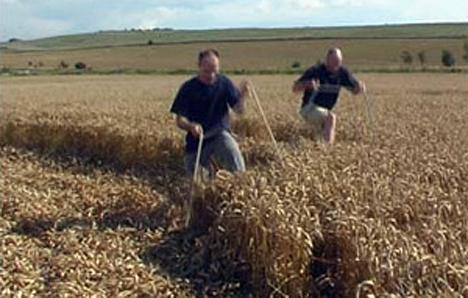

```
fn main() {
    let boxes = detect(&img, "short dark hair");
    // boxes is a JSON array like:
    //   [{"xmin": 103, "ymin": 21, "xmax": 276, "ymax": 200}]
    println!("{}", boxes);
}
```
[{"xmin": 198, "ymin": 48, "xmax": 220, "ymax": 65}]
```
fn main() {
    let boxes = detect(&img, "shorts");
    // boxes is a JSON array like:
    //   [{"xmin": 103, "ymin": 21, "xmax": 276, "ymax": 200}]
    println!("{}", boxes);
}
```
[{"xmin": 300, "ymin": 102, "xmax": 330, "ymax": 130}]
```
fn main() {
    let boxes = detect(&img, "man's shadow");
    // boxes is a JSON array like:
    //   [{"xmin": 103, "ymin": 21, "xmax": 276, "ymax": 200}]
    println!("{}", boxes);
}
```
[{"xmin": 141, "ymin": 225, "xmax": 253, "ymax": 297}]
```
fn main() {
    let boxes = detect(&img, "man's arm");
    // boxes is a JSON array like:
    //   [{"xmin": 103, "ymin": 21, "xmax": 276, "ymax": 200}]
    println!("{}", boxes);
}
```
[
  {"xmin": 176, "ymin": 115, "xmax": 203, "ymax": 138},
  {"xmin": 341, "ymin": 68, "xmax": 366, "ymax": 95},
  {"xmin": 351, "ymin": 81, "xmax": 366, "ymax": 95},
  {"xmin": 170, "ymin": 83, "xmax": 203, "ymax": 138},
  {"xmin": 292, "ymin": 67, "xmax": 319, "ymax": 94},
  {"xmin": 293, "ymin": 79, "xmax": 320, "ymax": 94}
]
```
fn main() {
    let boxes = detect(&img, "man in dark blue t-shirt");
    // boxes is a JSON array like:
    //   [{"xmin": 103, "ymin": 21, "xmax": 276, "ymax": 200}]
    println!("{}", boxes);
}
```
[
  {"xmin": 293, "ymin": 48, "xmax": 366, "ymax": 144},
  {"xmin": 170, "ymin": 49, "xmax": 249, "ymax": 176}
]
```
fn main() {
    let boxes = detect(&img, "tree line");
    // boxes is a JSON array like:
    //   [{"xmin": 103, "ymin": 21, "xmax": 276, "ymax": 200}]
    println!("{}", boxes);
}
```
[{"xmin": 400, "ymin": 40, "xmax": 468, "ymax": 67}]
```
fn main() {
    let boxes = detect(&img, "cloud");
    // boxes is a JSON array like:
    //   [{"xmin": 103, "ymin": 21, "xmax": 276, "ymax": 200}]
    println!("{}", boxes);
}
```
[
  {"xmin": 0, "ymin": 0, "xmax": 90, "ymax": 39},
  {"xmin": 0, "ymin": 0, "xmax": 466, "ymax": 40},
  {"xmin": 399, "ymin": 0, "xmax": 468, "ymax": 22}
]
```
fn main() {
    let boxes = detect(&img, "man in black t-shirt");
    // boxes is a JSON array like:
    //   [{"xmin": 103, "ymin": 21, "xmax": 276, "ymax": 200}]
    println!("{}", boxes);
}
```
[
  {"xmin": 170, "ymin": 49, "xmax": 249, "ymax": 176},
  {"xmin": 293, "ymin": 48, "xmax": 366, "ymax": 144}
]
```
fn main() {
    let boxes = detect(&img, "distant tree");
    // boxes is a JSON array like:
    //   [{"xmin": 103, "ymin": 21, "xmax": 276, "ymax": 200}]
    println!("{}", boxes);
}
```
[
  {"xmin": 441, "ymin": 50, "xmax": 456, "ymax": 67},
  {"xmin": 8, "ymin": 38, "xmax": 21, "ymax": 43},
  {"xmin": 147, "ymin": 40, "xmax": 154, "ymax": 45},
  {"xmin": 37, "ymin": 61, "xmax": 44, "ymax": 67},
  {"xmin": 291, "ymin": 61, "xmax": 301, "ymax": 68},
  {"xmin": 417, "ymin": 51, "xmax": 426, "ymax": 66},
  {"xmin": 28, "ymin": 61, "xmax": 34, "ymax": 67},
  {"xmin": 463, "ymin": 40, "xmax": 468, "ymax": 62},
  {"xmin": 75, "ymin": 62, "xmax": 87, "ymax": 70},
  {"xmin": 59, "ymin": 61, "xmax": 69, "ymax": 69},
  {"xmin": 400, "ymin": 51, "xmax": 413, "ymax": 65}
]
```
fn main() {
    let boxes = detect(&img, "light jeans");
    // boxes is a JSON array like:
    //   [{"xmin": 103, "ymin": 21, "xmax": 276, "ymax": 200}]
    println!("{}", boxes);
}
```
[{"xmin": 184, "ymin": 130, "xmax": 245, "ymax": 177}]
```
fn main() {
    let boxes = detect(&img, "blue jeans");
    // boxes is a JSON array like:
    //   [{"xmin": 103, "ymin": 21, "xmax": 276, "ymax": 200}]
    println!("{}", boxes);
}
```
[{"xmin": 184, "ymin": 130, "xmax": 246, "ymax": 177}]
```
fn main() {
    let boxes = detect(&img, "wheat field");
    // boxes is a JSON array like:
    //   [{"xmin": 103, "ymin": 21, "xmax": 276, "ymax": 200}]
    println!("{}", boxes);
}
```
[
  {"xmin": 1, "ymin": 73, "xmax": 467, "ymax": 297},
  {"xmin": 2, "ymin": 38, "xmax": 466, "ymax": 72}
]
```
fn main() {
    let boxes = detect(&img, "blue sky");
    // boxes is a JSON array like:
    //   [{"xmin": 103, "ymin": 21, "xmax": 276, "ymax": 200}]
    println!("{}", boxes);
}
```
[{"xmin": 1, "ymin": 0, "xmax": 467, "ymax": 40}]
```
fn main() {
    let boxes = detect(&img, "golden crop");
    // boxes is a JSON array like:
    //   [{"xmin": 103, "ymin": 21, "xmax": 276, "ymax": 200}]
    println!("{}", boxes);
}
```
[{"xmin": 1, "ymin": 73, "xmax": 467, "ymax": 297}]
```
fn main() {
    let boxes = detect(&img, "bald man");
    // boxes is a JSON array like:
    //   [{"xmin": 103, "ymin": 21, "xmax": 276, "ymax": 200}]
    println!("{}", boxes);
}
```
[
  {"xmin": 170, "ymin": 49, "xmax": 249, "ymax": 176},
  {"xmin": 293, "ymin": 48, "xmax": 366, "ymax": 144}
]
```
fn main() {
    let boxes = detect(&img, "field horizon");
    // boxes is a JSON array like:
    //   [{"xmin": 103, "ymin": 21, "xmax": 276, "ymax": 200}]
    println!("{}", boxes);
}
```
[
  {"xmin": 2, "ymin": 22, "xmax": 468, "ymax": 51},
  {"xmin": 2, "ymin": 23, "xmax": 468, "ymax": 76}
]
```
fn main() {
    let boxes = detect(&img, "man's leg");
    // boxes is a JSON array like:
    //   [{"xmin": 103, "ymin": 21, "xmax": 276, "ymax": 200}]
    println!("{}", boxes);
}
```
[
  {"xmin": 184, "ymin": 143, "xmax": 216, "ymax": 178},
  {"xmin": 212, "ymin": 131, "xmax": 246, "ymax": 173},
  {"xmin": 323, "ymin": 112, "xmax": 336, "ymax": 144},
  {"xmin": 301, "ymin": 104, "xmax": 329, "ymax": 143}
]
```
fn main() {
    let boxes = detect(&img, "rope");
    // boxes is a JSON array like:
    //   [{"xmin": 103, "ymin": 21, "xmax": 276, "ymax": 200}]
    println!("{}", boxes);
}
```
[
  {"xmin": 248, "ymin": 82, "xmax": 281, "ymax": 157},
  {"xmin": 363, "ymin": 91, "xmax": 375, "ymax": 138},
  {"xmin": 185, "ymin": 130, "xmax": 204, "ymax": 227},
  {"xmin": 193, "ymin": 130, "xmax": 204, "ymax": 183}
]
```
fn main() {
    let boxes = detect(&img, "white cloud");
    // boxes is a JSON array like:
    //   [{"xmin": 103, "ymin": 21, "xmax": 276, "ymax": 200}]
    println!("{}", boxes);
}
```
[
  {"xmin": 0, "ymin": 0, "xmax": 76, "ymax": 40},
  {"xmin": 0, "ymin": 0, "xmax": 466, "ymax": 40},
  {"xmin": 399, "ymin": 0, "xmax": 468, "ymax": 22},
  {"xmin": 133, "ymin": 7, "xmax": 194, "ymax": 29},
  {"xmin": 329, "ymin": 0, "xmax": 386, "ymax": 6}
]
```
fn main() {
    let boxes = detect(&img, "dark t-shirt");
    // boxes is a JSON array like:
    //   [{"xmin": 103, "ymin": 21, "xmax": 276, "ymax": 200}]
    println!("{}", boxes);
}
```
[
  {"xmin": 170, "ymin": 75, "xmax": 240, "ymax": 153},
  {"xmin": 297, "ymin": 64, "xmax": 359, "ymax": 110}
]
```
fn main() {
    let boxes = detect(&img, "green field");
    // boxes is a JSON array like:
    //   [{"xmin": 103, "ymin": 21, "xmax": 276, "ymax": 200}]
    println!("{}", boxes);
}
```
[
  {"xmin": 1, "ymin": 23, "xmax": 467, "ymax": 74},
  {"xmin": 2, "ymin": 23, "xmax": 468, "ymax": 51}
]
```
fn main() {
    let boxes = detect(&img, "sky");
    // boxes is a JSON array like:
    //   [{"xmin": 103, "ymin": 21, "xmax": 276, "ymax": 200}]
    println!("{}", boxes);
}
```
[{"xmin": 1, "ymin": 0, "xmax": 467, "ymax": 41}]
